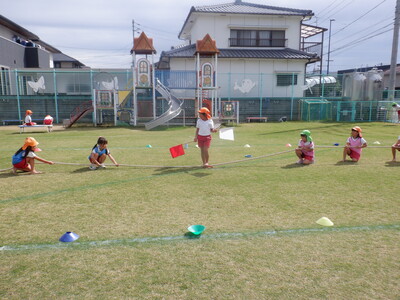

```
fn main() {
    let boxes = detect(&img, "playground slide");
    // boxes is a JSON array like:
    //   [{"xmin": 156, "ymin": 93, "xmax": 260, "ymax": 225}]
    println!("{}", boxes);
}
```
[
  {"xmin": 145, "ymin": 79, "xmax": 183, "ymax": 130},
  {"xmin": 66, "ymin": 101, "xmax": 93, "ymax": 128}
]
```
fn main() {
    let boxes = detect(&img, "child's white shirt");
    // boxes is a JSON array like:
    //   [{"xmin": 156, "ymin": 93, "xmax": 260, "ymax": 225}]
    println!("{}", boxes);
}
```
[
  {"xmin": 196, "ymin": 119, "xmax": 214, "ymax": 136},
  {"xmin": 347, "ymin": 137, "xmax": 366, "ymax": 145},
  {"xmin": 26, "ymin": 151, "xmax": 36, "ymax": 158}
]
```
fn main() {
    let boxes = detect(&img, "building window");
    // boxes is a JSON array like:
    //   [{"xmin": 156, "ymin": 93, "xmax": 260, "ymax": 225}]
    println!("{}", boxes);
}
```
[
  {"xmin": 230, "ymin": 30, "xmax": 286, "ymax": 47},
  {"xmin": 277, "ymin": 74, "xmax": 298, "ymax": 86},
  {"xmin": 54, "ymin": 62, "xmax": 61, "ymax": 68},
  {"xmin": 0, "ymin": 67, "xmax": 11, "ymax": 95}
]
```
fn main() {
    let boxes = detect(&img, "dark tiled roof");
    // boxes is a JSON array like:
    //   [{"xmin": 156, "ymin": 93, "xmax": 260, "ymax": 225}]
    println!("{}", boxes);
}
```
[
  {"xmin": 193, "ymin": 1, "xmax": 313, "ymax": 16},
  {"xmin": 179, "ymin": 1, "xmax": 313, "ymax": 40},
  {"xmin": 161, "ymin": 44, "xmax": 318, "ymax": 60}
]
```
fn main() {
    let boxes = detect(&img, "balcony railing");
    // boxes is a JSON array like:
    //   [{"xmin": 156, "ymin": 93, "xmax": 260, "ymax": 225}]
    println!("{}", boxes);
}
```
[
  {"xmin": 229, "ymin": 38, "xmax": 287, "ymax": 47},
  {"xmin": 302, "ymin": 42, "xmax": 322, "ymax": 56}
]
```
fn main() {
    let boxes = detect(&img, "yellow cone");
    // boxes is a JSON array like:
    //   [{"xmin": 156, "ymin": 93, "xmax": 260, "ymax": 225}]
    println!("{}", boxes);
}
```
[{"xmin": 316, "ymin": 217, "xmax": 334, "ymax": 226}]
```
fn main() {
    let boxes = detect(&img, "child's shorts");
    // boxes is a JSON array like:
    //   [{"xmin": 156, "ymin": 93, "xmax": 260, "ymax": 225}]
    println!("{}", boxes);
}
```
[
  {"xmin": 13, "ymin": 159, "xmax": 28, "ymax": 169},
  {"xmin": 197, "ymin": 135, "xmax": 211, "ymax": 148},
  {"xmin": 301, "ymin": 153, "xmax": 314, "ymax": 161},
  {"xmin": 349, "ymin": 149, "xmax": 361, "ymax": 160}
]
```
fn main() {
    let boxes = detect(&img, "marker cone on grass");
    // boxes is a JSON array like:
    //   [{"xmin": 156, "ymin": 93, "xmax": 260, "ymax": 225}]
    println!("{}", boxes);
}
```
[
  {"xmin": 187, "ymin": 225, "xmax": 206, "ymax": 235},
  {"xmin": 59, "ymin": 231, "xmax": 80, "ymax": 242},
  {"xmin": 316, "ymin": 217, "xmax": 334, "ymax": 226}
]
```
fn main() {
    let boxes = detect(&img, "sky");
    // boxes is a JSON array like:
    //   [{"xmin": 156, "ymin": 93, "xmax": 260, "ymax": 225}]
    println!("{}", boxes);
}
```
[{"xmin": 1, "ymin": 0, "xmax": 397, "ymax": 72}]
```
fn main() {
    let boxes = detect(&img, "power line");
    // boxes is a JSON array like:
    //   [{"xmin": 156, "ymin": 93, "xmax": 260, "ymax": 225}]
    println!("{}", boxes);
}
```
[
  {"xmin": 330, "ymin": 28, "xmax": 392, "ymax": 55},
  {"xmin": 316, "ymin": 0, "xmax": 344, "ymax": 17},
  {"xmin": 331, "ymin": 0, "xmax": 387, "ymax": 37},
  {"xmin": 322, "ymin": 17, "xmax": 392, "ymax": 44},
  {"xmin": 319, "ymin": 2, "xmax": 354, "ymax": 24},
  {"xmin": 323, "ymin": 21, "xmax": 393, "ymax": 53},
  {"xmin": 319, "ymin": 0, "xmax": 350, "ymax": 23}
]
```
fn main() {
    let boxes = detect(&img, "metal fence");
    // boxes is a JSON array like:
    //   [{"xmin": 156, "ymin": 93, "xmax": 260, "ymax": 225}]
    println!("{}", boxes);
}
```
[{"xmin": 0, "ymin": 69, "xmax": 398, "ymax": 124}]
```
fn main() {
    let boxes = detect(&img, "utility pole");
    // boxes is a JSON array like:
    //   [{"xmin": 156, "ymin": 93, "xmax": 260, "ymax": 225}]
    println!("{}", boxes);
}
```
[
  {"xmin": 388, "ymin": 0, "xmax": 400, "ymax": 101},
  {"xmin": 327, "ymin": 19, "xmax": 335, "ymax": 75}
]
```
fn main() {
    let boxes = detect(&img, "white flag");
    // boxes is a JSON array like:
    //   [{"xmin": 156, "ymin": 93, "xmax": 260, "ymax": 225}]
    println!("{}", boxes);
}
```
[{"xmin": 219, "ymin": 127, "xmax": 234, "ymax": 141}]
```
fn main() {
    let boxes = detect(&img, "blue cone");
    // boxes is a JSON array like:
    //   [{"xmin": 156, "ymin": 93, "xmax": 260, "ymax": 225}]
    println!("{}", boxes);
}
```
[
  {"xmin": 334, "ymin": 143, "xmax": 339, "ymax": 146},
  {"xmin": 187, "ymin": 225, "xmax": 206, "ymax": 235},
  {"xmin": 245, "ymin": 154, "xmax": 252, "ymax": 158},
  {"xmin": 59, "ymin": 231, "xmax": 79, "ymax": 242}
]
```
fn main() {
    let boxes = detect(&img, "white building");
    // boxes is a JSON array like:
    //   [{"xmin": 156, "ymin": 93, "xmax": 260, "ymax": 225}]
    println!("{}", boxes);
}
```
[{"xmin": 158, "ymin": 0, "xmax": 323, "ymax": 100}]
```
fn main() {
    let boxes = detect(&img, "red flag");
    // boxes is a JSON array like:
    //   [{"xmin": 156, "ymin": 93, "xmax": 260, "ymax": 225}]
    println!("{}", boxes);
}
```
[{"xmin": 169, "ymin": 144, "xmax": 185, "ymax": 158}]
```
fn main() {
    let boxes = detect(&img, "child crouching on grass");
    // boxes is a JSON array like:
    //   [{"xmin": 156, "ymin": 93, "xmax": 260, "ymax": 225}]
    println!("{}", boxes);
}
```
[
  {"xmin": 194, "ymin": 107, "xmax": 217, "ymax": 168},
  {"xmin": 391, "ymin": 135, "xmax": 400, "ymax": 162},
  {"xmin": 343, "ymin": 126, "xmax": 367, "ymax": 162},
  {"xmin": 12, "ymin": 137, "xmax": 54, "ymax": 174},
  {"xmin": 295, "ymin": 130, "xmax": 315, "ymax": 164},
  {"xmin": 88, "ymin": 136, "xmax": 119, "ymax": 170}
]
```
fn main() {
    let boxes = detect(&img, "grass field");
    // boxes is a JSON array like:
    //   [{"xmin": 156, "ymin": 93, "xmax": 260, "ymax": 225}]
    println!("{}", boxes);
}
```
[{"xmin": 0, "ymin": 122, "xmax": 399, "ymax": 299}]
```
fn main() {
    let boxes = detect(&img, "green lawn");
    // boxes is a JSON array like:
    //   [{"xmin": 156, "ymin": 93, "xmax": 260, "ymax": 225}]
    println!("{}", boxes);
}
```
[{"xmin": 1, "ymin": 122, "xmax": 399, "ymax": 299}]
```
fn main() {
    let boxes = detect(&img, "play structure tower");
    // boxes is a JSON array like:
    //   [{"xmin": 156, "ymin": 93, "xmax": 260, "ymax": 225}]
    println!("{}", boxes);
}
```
[
  {"xmin": 195, "ymin": 34, "xmax": 220, "ymax": 117},
  {"xmin": 131, "ymin": 32, "xmax": 157, "ymax": 126}
]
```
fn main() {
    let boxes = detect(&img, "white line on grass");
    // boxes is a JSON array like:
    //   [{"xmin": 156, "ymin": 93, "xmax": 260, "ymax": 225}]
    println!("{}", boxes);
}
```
[{"xmin": 1, "ymin": 224, "xmax": 398, "ymax": 252}]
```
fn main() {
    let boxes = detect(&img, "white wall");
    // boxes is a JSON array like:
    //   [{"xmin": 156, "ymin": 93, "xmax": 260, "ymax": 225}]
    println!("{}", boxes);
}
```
[
  {"xmin": 189, "ymin": 13, "xmax": 302, "ymax": 49},
  {"xmin": 169, "ymin": 57, "xmax": 306, "ymax": 98}
]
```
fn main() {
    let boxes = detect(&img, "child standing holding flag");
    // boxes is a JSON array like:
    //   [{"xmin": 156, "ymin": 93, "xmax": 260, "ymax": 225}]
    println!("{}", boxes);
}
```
[{"xmin": 194, "ymin": 107, "xmax": 217, "ymax": 168}]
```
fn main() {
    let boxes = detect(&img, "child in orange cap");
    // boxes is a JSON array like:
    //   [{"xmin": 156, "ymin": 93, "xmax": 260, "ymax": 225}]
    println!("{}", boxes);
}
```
[
  {"xmin": 391, "ymin": 135, "xmax": 400, "ymax": 162},
  {"xmin": 194, "ymin": 107, "xmax": 217, "ymax": 168},
  {"xmin": 12, "ymin": 137, "xmax": 54, "ymax": 174},
  {"xmin": 24, "ymin": 110, "xmax": 37, "ymax": 125},
  {"xmin": 343, "ymin": 126, "xmax": 367, "ymax": 162}
]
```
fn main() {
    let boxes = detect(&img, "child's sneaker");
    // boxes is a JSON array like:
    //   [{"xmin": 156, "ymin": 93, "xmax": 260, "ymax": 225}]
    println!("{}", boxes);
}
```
[
  {"xmin": 296, "ymin": 159, "xmax": 303, "ymax": 164},
  {"xmin": 99, "ymin": 164, "xmax": 106, "ymax": 169},
  {"xmin": 89, "ymin": 164, "xmax": 98, "ymax": 170}
]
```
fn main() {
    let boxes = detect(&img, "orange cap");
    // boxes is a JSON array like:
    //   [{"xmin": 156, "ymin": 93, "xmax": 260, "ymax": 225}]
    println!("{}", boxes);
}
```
[
  {"xmin": 198, "ymin": 107, "xmax": 211, "ymax": 119},
  {"xmin": 352, "ymin": 126, "xmax": 362, "ymax": 138},
  {"xmin": 21, "ymin": 137, "xmax": 39, "ymax": 150},
  {"xmin": 26, "ymin": 110, "xmax": 33, "ymax": 115}
]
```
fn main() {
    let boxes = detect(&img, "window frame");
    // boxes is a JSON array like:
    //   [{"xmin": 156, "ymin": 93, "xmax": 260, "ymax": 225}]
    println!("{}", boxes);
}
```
[
  {"xmin": 276, "ymin": 73, "xmax": 298, "ymax": 86},
  {"xmin": 230, "ymin": 29, "xmax": 286, "ymax": 47}
]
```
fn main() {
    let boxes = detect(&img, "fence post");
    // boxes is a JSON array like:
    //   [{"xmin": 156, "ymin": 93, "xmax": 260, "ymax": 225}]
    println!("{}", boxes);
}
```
[
  {"xmin": 336, "ymin": 101, "xmax": 341, "ymax": 121},
  {"xmin": 53, "ymin": 69, "xmax": 59, "ymax": 123},
  {"xmin": 90, "ymin": 70, "xmax": 96, "ymax": 126},
  {"xmin": 15, "ymin": 69, "xmax": 21, "ymax": 121},
  {"xmin": 259, "ymin": 73, "xmax": 262, "ymax": 117},
  {"xmin": 290, "ymin": 72, "xmax": 294, "ymax": 120}
]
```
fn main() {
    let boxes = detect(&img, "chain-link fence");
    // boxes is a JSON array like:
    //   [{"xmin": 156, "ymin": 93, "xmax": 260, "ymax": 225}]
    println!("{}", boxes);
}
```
[{"xmin": 0, "ymin": 69, "xmax": 398, "ymax": 124}]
